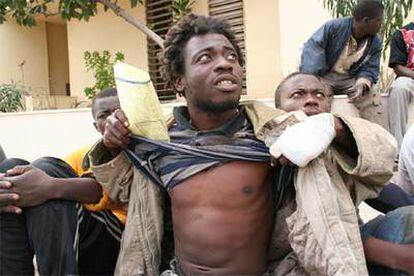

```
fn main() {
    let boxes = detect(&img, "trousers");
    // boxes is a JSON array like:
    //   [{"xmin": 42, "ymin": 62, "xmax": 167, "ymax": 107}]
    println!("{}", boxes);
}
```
[{"xmin": 0, "ymin": 157, "xmax": 123, "ymax": 275}]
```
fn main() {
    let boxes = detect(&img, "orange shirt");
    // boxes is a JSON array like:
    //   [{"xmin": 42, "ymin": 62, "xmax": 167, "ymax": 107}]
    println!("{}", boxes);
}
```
[{"xmin": 65, "ymin": 147, "xmax": 127, "ymax": 224}]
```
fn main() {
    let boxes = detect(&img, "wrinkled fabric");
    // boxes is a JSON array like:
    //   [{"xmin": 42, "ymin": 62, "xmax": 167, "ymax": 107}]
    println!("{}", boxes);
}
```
[
  {"xmin": 126, "ymin": 106, "xmax": 271, "ymax": 190},
  {"xmin": 268, "ymin": 116, "xmax": 397, "ymax": 276},
  {"xmin": 88, "ymin": 102, "xmax": 396, "ymax": 276}
]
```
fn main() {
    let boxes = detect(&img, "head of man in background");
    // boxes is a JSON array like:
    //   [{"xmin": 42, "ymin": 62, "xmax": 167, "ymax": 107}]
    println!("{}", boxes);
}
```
[
  {"xmin": 275, "ymin": 72, "xmax": 333, "ymax": 116},
  {"xmin": 91, "ymin": 88, "xmax": 121, "ymax": 135}
]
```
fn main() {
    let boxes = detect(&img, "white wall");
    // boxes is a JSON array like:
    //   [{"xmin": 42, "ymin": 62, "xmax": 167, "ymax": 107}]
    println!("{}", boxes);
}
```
[
  {"xmin": 243, "ymin": 0, "xmax": 282, "ymax": 99},
  {"xmin": 46, "ymin": 22, "xmax": 70, "ymax": 96},
  {"xmin": 66, "ymin": 0, "xmax": 148, "ymax": 101},
  {"xmin": 0, "ymin": 103, "xmax": 180, "ymax": 161},
  {"xmin": 0, "ymin": 21, "xmax": 50, "ymax": 95},
  {"xmin": 279, "ymin": 0, "xmax": 331, "ymax": 77},
  {"xmin": 0, "ymin": 109, "xmax": 99, "ymax": 161}
]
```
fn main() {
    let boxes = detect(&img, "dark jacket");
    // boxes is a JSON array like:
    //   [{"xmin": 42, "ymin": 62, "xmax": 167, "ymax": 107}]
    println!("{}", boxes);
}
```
[{"xmin": 300, "ymin": 17, "xmax": 382, "ymax": 84}]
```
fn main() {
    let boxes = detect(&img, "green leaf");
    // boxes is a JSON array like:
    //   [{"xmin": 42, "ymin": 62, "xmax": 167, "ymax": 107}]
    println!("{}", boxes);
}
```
[{"xmin": 83, "ymin": 49, "xmax": 125, "ymax": 98}]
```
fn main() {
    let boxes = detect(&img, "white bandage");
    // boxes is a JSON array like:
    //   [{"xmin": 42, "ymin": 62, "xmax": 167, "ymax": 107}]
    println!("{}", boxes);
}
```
[{"xmin": 269, "ymin": 113, "xmax": 336, "ymax": 167}]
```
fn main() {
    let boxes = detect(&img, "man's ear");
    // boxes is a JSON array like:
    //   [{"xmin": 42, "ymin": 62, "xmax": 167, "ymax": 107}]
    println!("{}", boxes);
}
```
[{"xmin": 174, "ymin": 76, "xmax": 186, "ymax": 94}]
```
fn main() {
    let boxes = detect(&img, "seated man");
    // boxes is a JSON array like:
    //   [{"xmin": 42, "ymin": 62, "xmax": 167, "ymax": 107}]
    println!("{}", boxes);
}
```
[
  {"xmin": 396, "ymin": 124, "xmax": 414, "ymax": 196},
  {"xmin": 88, "ymin": 14, "xmax": 396, "ymax": 275},
  {"xmin": 387, "ymin": 21, "xmax": 414, "ymax": 150},
  {"xmin": 0, "ymin": 88, "xmax": 126, "ymax": 275},
  {"xmin": 300, "ymin": 0, "xmax": 384, "ymax": 126},
  {"xmin": 275, "ymin": 72, "xmax": 414, "ymax": 275}
]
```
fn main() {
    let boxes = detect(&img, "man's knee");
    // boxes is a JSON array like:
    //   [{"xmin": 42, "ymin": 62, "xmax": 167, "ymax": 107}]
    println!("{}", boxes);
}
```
[
  {"xmin": 32, "ymin": 157, "xmax": 78, "ymax": 178},
  {"xmin": 0, "ymin": 158, "xmax": 30, "ymax": 173},
  {"xmin": 389, "ymin": 77, "xmax": 414, "ymax": 97},
  {"xmin": 24, "ymin": 199, "xmax": 78, "ymax": 228},
  {"xmin": 369, "ymin": 206, "xmax": 414, "ymax": 243},
  {"xmin": 386, "ymin": 206, "xmax": 414, "ymax": 223}
]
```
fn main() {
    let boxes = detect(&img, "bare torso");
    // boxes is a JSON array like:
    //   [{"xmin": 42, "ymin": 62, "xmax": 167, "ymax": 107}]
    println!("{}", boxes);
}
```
[{"xmin": 170, "ymin": 161, "xmax": 274, "ymax": 275}]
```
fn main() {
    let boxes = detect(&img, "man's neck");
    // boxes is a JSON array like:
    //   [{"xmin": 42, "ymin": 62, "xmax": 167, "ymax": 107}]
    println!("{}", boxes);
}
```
[
  {"xmin": 352, "ymin": 22, "xmax": 366, "ymax": 42},
  {"xmin": 187, "ymin": 106, "xmax": 238, "ymax": 131}
]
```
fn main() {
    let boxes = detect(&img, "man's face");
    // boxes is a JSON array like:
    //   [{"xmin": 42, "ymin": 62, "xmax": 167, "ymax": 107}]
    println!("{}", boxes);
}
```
[
  {"xmin": 277, "ymin": 74, "xmax": 331, "ymax": 116},
  {"xmin": 175, "ymin": 33, "xmax": 243, "ymax": 113},
  {"xmin": 92, "ymin": 96, "xmax": 121, "ymax": 135},
  {"xmin": 365, "ymin": 12, "xmax": 383, "ymax": 35}
]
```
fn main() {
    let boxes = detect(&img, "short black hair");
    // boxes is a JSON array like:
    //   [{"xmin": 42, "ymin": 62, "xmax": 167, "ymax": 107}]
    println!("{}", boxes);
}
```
[
  {"xmin": 274, "ymin": 72, "xmax": 332, "ymax": 108},
  {"xmin": 353, "ymin": 0, "xmax": 384, "ymax": 21},
  {"xmin": 162, "ymin": 14, "xmax": 244, "ymax": 94},
  {"xmin": 91, "ymin": 88, "xmax": 118, "ymax": 118}
]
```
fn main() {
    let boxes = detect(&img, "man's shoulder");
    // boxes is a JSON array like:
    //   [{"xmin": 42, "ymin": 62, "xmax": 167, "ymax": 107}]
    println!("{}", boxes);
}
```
[
  {"xmin": 392, "ymin": 22, "xmax": 414, "ymax": 39},
  {"xmin": 240, "ymin": 100, "xmax": 276, "ymax": 114},
  {"xmin": 322, "ymin": 17, "xmax": 352, "ymax": 30},
  {"xmin": 240, "ymin": 100, "xmax": 285, "ymax": 130},
  {"xmin": 402, "ymin": 22, "xmax": 414, "ymax": 31},
  {"xmin": 371, "ymin": 34, "xmax": 383, "ymax": 49}
]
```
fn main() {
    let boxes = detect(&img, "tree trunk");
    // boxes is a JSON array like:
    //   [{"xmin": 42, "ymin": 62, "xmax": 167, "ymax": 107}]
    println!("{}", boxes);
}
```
[{"xmin": 96, "ymin": 0, "xmax": 165, "ymax": 48}]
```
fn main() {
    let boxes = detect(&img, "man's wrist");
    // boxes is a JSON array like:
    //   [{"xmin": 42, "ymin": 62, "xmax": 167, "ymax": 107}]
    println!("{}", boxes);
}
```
[{"xmin": 48, "ymin": 177, "xmax": 63, "ymax": 200}]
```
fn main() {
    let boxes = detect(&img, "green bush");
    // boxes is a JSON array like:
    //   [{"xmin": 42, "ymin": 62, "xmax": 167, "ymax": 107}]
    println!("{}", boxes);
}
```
[
  {"xmin": 83, "ymin": 50, "xmax": 125, "ymax": 99},
  {"xmin": 0, "ymin": 82, "xmax": 26, "ymax": 113}
]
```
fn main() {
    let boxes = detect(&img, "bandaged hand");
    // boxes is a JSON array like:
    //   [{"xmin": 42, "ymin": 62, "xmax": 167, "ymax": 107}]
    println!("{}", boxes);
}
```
[{"xmin": 269, "ymin": 113, "xmax": 336, "ymax": 167}]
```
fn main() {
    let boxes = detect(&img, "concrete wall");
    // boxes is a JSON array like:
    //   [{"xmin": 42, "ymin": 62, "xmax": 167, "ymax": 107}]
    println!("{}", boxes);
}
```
[
  {"xmin": 0, "ymin": 109, "xmax": 99, "ymax": 161},
  {"xmin": 46, "ymin": 22, "xmax": 70, "ymax": 96},
  {"xmin": 279, "ymin": 0, "xmax": 331, "ymax": 76},
  {"xmin": 191, "ymin": 0, "xmax": 209, "ymax": 15},
  {"xmin": 243, "ymin": 0, "xmax": 282, "ymax": 99},
  {"xmin": 66, "ymin": 0, "xmax": 148, "ymax": 101},
  {"xmin": 0, "ymin": 21, "xmax": 50, "ymax": 95}
]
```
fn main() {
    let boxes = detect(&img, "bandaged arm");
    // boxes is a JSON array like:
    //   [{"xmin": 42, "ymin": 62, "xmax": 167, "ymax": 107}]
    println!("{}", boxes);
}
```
[
  {"xmin": 270, "ymin": 113, "xmax": 342, "ymax": 167},
  {"xmin": 332, "ymin": 116, "xmax": 397, "ymax": 204}
]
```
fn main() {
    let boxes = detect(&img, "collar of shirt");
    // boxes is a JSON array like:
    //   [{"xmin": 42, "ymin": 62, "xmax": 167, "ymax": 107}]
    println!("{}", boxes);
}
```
[{"xmin": 172, "ymin": 105, "xmax": 247, "ymax": 137}]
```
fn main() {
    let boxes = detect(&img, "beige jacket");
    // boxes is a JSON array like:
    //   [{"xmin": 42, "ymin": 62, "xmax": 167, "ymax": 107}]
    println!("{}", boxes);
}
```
[{"xmin": 88, "ymin": 101, "xmax": 396, "ymax": 276}]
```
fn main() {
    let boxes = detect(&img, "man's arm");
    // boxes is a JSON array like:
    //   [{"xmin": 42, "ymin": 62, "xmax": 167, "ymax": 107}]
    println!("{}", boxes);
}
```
[
  {"xmin": 356, "ymin": 39, "xmax": 382, "ymax": 85},
  {"xmin": 300, "ymin": 22, "xmax": 330, "ymax": 75},
  {"xmin": 0, "ymin": 165, "xmax": 102, "ymax": 212},
  {"xmin": 389, "ymin": 29, "xmax": 414, "ymax": 78},
  {"xmin": 364, "ymin": 237, "xmax": 414, "ymax": 274},
  {"xmin": 333, "ymin": 116, "xmax": 358, "ymax": 159},
  {"xmin": 393, "ymin": 64, "xmax": 414, "ymax": 79},
  {"xmin": 331, "ymin": 116, "xmax": 397, "ymax": 203}
]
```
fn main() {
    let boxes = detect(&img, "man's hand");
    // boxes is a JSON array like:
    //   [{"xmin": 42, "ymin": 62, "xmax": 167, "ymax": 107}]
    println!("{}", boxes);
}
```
[
  {"xmin": 0, "ymin": 165, "xmax": 55, "ymax": 208},
  {"xmin": 348, "ymin": 79, "xmax": 370, "ymax": 103},
  {"xmin": 0, "ymin": 178, "xmax": 21, "ymax": 214},
  {"xmin": 269, "ymin": 113, "xmax": 336, "ymax": 167},
  {"xmin": 103, "ymin": 109, "xmax": 131, "ymax": 153}
]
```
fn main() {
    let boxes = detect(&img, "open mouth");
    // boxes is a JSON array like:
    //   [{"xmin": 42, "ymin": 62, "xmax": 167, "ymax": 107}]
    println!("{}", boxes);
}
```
[{"xmin": 214, "ymin": 77, "xmax": 239, "ymax": 92}]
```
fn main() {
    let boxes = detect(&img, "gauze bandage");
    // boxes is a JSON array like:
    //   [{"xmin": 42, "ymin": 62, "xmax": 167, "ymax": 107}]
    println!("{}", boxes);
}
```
[{"xmin": 269, "ymin": 113, "xmax": 336, "ymax": 167}]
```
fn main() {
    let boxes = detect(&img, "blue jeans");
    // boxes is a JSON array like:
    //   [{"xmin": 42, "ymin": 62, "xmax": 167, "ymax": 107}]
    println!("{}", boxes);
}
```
[{"xmin": 361, "ymin": 206, "xmax": 414, "ymax": 276}]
